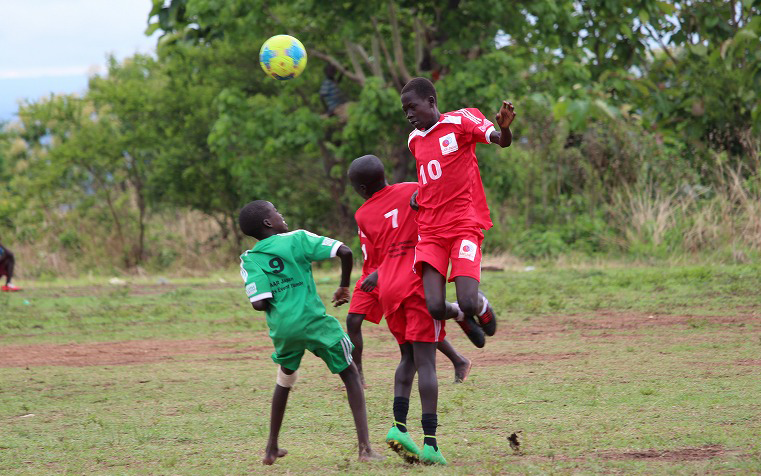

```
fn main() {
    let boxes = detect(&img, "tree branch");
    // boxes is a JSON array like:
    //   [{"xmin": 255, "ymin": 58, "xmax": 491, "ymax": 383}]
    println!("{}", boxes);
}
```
[
  {"xmin": 371, "ymin": 16, "xmax": 401, "ymax": 89},
  {"xmin": 353, "ymin": 42, "xmax": 383, "ymax": 79},
  {"xmin": 387, "ymin": 1, "xmax": 413, "ymax": 84},
  {"xmin": 645, "ymin": 24, "xmax": 677, "ymax": 65},
  {"xmin": 370, "ymin": 36, "xmax": 386, "ymax": 82},
  {"xmin": 344, "ymin": 41, "xmax": 367, "ymax": 84},
  {"xmin": 309, "ymin": 49, "xmax": 364, "ymax": 84},
  {"xmin": 414, "ymin": 16, "xmax": 425, "ymax": 75}
]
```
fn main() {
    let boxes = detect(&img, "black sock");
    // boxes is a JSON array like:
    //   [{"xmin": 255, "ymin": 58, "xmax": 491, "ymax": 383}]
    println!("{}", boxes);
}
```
[
  {"xmin": 393, "ymin": 397, "xmax": 410, "ymax": 433},
  {"xmin": 422, "ymin": 413, "xmax": 438, "ymax": 450}
]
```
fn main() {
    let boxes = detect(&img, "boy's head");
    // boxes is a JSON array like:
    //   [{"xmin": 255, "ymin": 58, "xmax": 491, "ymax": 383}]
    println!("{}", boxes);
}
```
[
  {"xmin": 348, "ymin": 155, "xmax": 387, "ymax": 200},
  {"xmin": 400, "ymin": 77, "xmax": 439, "ymax": 131},
  {"xmin": 239, "ymin": 200, "xmax": 288, "ymax": 239},
  {"xmin": 324, "ymin": 63, "xmax": 337, "ymax": 80}
]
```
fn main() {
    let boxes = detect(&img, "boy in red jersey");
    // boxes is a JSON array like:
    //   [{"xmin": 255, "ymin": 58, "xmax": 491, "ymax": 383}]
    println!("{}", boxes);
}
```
[
  {"xmin": 346, "ymin": 236, "xmax": 471, "ymax": 385},
  {"xmin": 348, "ymin": 154, "xmax": 454, "ymax": 465},
  {"xmin": 400, "ymin": 77, "xmax": 516, "ymax": 347}
]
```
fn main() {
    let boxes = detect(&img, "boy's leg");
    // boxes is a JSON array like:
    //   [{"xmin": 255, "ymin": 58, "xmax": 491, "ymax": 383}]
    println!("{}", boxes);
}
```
[
  {"xmin": 421, "ymin": 263, "xmax": 460, "ymax": 320},
  {"xmin": 263, "ymin": 366, "xmax": 296, "ymax": 465},
  {"xmin": 454, "ymin": 276, "xmax": 496, "ymax": 337},
  {"xmin": 386, "ymin": 342, "xmax": 421, "ymax": 463},
  {"xmin": 453, "ymin": 276, "xmax": 480, "ymax": 318},
  {"xmin": 338, "ymin": 363, "xmax": 384, "ymax": 461},
  {"xmin": 346, "ymin": 313, "xmax": 366, "ymax": 382},
  {"xmin": 412, "ymin": 341, "xmax": 446, "ymax": 465},
  {"xmin": 436, "ymin": 339, "xmax": 472, "ymax": 383}
]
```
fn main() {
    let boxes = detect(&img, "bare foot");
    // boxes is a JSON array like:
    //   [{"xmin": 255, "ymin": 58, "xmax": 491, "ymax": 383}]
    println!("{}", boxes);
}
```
[
  {"xmin": 262, "ymin": 447, "xmax": 288, "ymax": 465},
  {"xmin": 454, "ymin": 357, "xmax": 472, "ymax": 383},
  {"xmin": 358, "ymin": 448, "xmax": 385, "ymax": 462}
]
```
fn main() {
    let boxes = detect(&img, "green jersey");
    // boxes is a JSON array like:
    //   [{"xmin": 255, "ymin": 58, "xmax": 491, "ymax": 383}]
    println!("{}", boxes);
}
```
[{"xmin": 240, "ymin": 229, "xmax": 345, "ymax": 351}]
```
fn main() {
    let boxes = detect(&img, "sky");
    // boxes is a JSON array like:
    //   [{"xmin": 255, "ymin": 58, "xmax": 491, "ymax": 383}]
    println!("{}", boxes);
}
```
[{"xmin": 0, "ymin": 0, "xmax": 158, "ymax": 121}]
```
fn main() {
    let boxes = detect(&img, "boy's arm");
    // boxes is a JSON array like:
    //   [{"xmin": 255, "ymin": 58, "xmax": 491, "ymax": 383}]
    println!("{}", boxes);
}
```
[
  {"xmin": 332, "ymin": 244, "xmax": 353, "ymax": 306},
  {"xmin": 252, "ymin": 299, "xmax": 269, "ymax": 311},
  {"xmin": 489, "ymin": 100, "xmax": 516, "ymax": 148}
]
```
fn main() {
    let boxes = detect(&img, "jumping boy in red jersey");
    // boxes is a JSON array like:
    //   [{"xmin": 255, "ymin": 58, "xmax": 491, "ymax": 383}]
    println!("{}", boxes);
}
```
[
  {"xmin": 347, "ymin": 236, "xmax": 471, "ymax": 385},
  {"xmin": 348, "ymin": 154, "xmax": 453, "ymax": 465},
  {"xmin": 401, "ymin": 77, "xmax": 516, "ymax": 347}
]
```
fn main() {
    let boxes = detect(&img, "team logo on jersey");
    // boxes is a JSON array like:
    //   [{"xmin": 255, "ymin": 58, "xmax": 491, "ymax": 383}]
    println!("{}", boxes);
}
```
[
  {"xmin": 322, "ymin": 237, "xmax": 336, "ymax": 247},
  {"xmin": 439, "ymin": 132, "xmax": 458, "ymax": 155},
  {"xmin": 246, "ymin": 282, "xmax": 258, "ymax": 296},
  {"xmin": 458, "ymin": 239, "xmax": 478, "ymax": 261}
]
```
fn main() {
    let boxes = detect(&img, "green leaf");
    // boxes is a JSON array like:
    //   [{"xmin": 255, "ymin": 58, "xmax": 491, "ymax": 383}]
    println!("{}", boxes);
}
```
[
  {"xmin": 656, "ymin": 1, "xmax": 677, "ymax": 14},
  {"xmin": 690, "ymin": 44, "xmax": 708, "ymax": 57},
  {"xmin": 552, "ymin": 99, "xmax": 568, "ymax": 120},
  {"xmin": 145, "ymin": 23, "xmax": 161, "ymax": 36}
]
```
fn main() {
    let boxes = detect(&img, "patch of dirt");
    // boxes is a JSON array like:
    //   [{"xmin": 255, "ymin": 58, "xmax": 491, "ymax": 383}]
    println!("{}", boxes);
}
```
[
  {"xmin": 735, "ymin": 359, "xmax": 761, "ymax": 366},
  {"xmin": 597, "ymin": 444, "xmax": 727, "ymax": 462},
  {"xmin": 0, "ymin": 339, "xmax": 269, "ymax": 368}
]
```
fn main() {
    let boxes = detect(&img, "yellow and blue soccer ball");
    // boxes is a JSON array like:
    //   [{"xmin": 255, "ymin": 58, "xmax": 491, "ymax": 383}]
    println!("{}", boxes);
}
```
[{"xmin": 259, "ymin": 35, "xmax": 307, "ymax": 80}]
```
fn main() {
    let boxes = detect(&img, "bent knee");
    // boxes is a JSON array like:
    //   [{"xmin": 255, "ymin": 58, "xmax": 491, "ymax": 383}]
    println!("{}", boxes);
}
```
[
  {"xmin": 346, "ymin": 313, "xmax": 364, "ymax": 332},
  {"xmin": 426, "ymin": 301, "xmax": 447, "ymax": 320}
]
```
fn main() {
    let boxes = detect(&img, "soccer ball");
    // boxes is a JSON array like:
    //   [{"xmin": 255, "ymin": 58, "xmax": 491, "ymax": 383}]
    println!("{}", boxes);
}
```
[{"xmin": 259, "ymin": 35, "xmax": 307, "ymax": 80}]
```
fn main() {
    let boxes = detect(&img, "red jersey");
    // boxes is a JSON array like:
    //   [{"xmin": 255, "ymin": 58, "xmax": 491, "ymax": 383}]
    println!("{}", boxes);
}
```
[
  {"xmin": 354, "ymin": 182, "xmax": 421, "ymax": 314},
  {"xmin": 407, "ymin": 107, "xmax": 495, "ymax": 233},
  {"xmin": 357, "ymin": 225, "xmax": 379, "ymax": 278}
]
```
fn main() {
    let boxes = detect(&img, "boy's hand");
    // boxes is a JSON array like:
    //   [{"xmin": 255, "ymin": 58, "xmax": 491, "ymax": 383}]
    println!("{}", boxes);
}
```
[
  {"xmin": 410, "ymin": 190, "xmax": 419, "ymax": 211},
  {"xmin": 495, "ymin": 100, "xmax": 516, "ymax": 129},
  {"xmin": 332, "ymin": 286, "xmax": 350, "ymax": 307},
  {"xmin": 360, "ymin": 271, "xmax": 378, "ymax": 292}
]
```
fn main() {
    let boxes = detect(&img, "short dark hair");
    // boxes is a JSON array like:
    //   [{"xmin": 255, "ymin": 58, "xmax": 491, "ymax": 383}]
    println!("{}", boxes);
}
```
[
  {"xmin": 401, "ymin": 77, "xmax": 437, "ymax": 103},
  {"xmin": 348, "ymin": 155, "xmax": 386, "ymax": 189},
  {"xmin": 239, "ymin": 200, "xmax": 272, "ymax": 238}
]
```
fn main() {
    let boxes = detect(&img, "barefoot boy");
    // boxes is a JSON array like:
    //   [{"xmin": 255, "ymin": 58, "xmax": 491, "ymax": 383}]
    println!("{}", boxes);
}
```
[{"xmin": 238, "ymin": 200, "xmax": 382, "ymax": 465}]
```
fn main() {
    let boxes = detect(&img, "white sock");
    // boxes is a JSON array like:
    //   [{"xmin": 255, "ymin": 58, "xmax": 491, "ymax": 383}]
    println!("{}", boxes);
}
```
[
  {"xmin": 450, "ymin": 302, "xmax": 465, "ymax": 321},
  {"xmin": 479, "ymin": 295, "xmax": 489, "ymax": 316}
]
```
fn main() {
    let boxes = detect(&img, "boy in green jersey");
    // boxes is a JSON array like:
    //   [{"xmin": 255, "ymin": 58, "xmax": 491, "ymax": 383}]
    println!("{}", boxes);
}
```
[{"xmin": 238, "ymin": 200, "xmax": 383, "ymax": 465}]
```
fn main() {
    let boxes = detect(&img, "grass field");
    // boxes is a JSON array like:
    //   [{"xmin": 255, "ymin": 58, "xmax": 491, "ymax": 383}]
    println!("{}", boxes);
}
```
[{"xmin": 1, "ymin": 264, "xmax": 761, "ymax": 474}]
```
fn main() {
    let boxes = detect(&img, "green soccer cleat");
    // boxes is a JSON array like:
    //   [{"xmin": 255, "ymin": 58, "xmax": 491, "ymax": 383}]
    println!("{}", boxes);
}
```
[
  {"xmin": 385, "ymin": 425, "xmax": 420, "ymax": 464},
  {"xmin": 420, "ymin": 443, "xmax": 447, "ymax": 465}
]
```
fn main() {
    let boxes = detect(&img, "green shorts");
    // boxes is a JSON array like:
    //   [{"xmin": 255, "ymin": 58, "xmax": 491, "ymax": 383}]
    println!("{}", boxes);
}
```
[{"xmin": 272, "ymin": 333, "xmax": 354, "ymax": 374}]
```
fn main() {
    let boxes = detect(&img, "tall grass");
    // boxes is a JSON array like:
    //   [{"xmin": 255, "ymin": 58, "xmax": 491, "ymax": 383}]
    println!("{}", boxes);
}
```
[
  {"xmin": 10, "ymin": 209, "xmax": 235, "ymax": 279},
  {"xmin": 611, "ymin": 161, "xmax": 761, "ymax": 261}
]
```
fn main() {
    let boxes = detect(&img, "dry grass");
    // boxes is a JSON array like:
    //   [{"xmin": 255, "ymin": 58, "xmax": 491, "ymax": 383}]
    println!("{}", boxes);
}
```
[{"xmin": 611, "ymin": 161, "xmax": 761, "ymax": 258}]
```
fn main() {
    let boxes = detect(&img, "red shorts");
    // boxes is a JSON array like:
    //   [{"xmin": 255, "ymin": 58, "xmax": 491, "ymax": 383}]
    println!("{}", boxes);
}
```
[
  {"xmin": 413, "ymin": 228, "xmax": 484, "ymax": 282},
  {"xmin": 348, "ymin": 284, "xmax": 383, "ymax": 324},
  {"xmin": 385, "ymin": 288, "xmax": 445, "ymax": 345}
]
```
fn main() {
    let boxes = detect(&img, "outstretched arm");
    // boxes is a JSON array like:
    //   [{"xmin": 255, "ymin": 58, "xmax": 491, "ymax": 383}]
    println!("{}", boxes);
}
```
[
  {"xmin": 332, "ymin": 244, "xmax": 353, "ymax": 306},
  {"xmin": 489, "ymin": 100, "xmax": 516, "ymax": 148}
]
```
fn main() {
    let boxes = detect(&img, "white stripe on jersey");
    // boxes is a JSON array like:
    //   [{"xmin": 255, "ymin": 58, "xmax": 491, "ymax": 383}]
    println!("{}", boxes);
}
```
[
  {"xmin": 457, "ymin": 108, "xmax": 482, "ymax": 125},
  {"xmin": 239, "ymin": 251, "xmax": 250, "ymax": 281}
]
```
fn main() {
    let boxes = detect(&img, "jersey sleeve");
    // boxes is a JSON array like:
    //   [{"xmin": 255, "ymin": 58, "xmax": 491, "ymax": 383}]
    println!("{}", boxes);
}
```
[
  {"xmin": 458, "ymin": 108, "xmax": 495, "ymax": 144},
  {"xmin": 239, "ymin": 253, "xmax": 272, "ymax": 303},
  {"xmin": 298, "ymin": 230, "xmax": 343, "ymax": 262}
]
